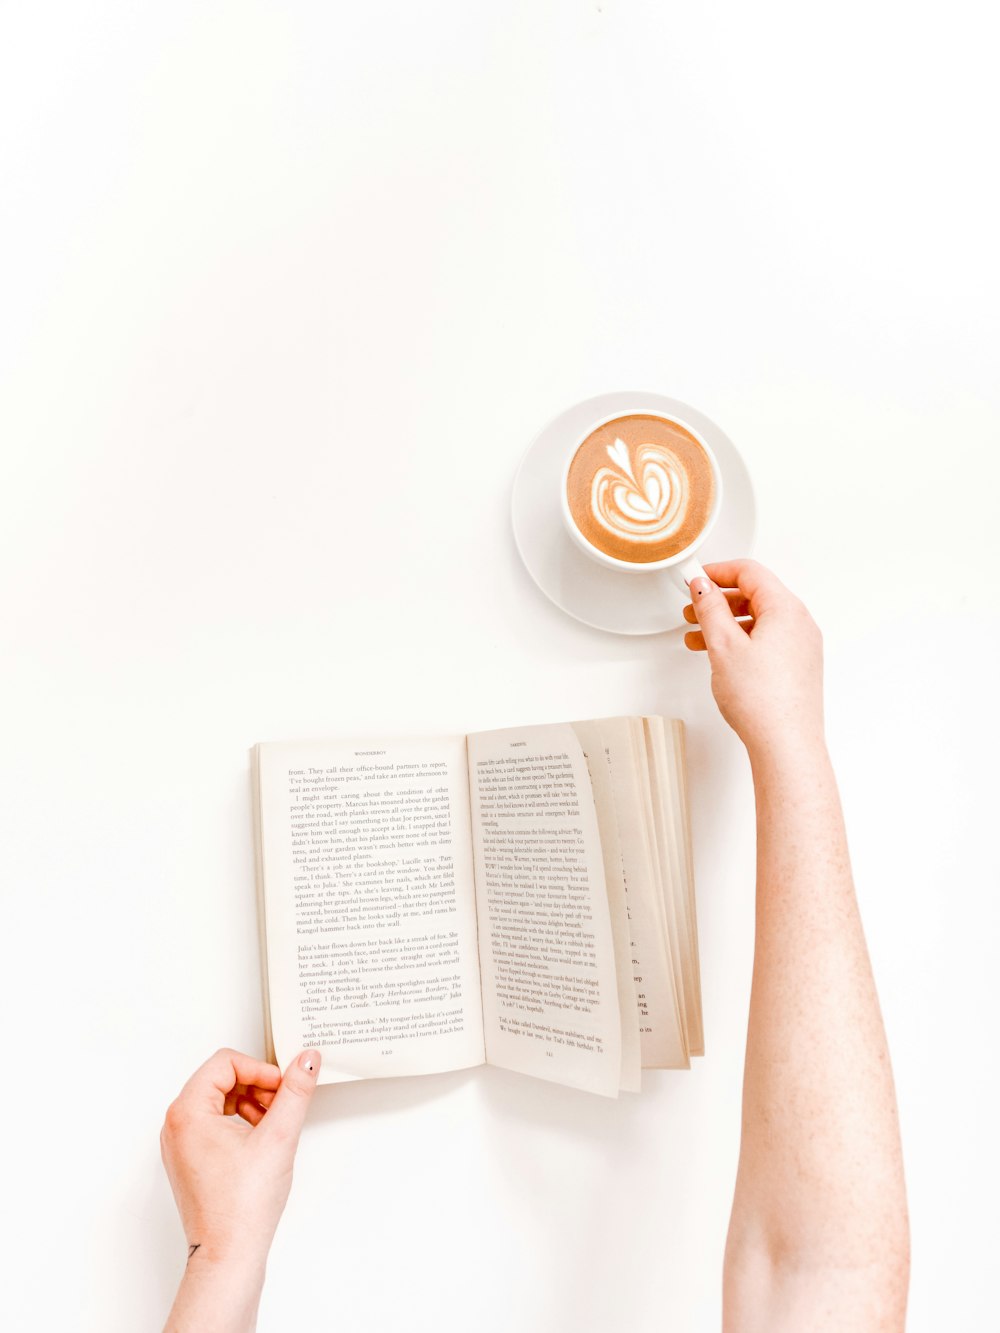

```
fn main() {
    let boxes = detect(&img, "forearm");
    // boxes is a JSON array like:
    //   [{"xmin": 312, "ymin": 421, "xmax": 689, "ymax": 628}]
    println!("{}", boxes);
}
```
[
  {"xmin": 163, "ymin": 1251, "xmax": 266, "ymax": 1333},
  {"xmin": 726, "ymin": 739, "xmax": 908, "ymax": 1288}
]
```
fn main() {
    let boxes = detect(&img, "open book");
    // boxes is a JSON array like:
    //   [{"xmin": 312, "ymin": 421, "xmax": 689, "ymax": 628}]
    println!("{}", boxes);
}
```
[{"xmin": 251, "ymin": 718, "xmax": 702, "ymax": 1098}]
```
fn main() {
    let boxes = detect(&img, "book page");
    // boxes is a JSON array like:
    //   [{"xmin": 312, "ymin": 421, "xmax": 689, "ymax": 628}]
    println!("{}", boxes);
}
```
[
  {"xmin": 641, "ymin": 717, "xmax": 693, "ymax": 1053},
  {"xmin": 569, "ymin": 719, "xmax": 642, "ymax": 1094},
  {"xmin": 466, "ymin": 722, "xmax": 622, "ymax": 1098},
  {"xmin": 671, "ymin": 719, "xmax": 703, "ymax": 1054},
  {"xmin": 254, "ymin": 735, "xmax": 485, "ymax": 1084},
  {"xmin": 601, "ymin": 718, "xmax": 689, "ymax": 1069},
  {"xmin": 646, "ymin": 718, "xmax": 703, "ymax": 1056}
]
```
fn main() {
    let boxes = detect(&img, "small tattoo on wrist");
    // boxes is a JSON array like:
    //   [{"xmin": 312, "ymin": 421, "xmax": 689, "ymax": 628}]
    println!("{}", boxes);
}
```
[{"xmin": 187, "ymin": 1243, "xmax": 201, "ymax": 1262}]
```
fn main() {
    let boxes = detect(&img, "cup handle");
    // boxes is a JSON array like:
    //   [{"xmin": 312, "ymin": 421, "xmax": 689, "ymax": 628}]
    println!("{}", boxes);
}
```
[{"xmin": 667, "ymin": 555, "xmax": 707, "ymax": 598}]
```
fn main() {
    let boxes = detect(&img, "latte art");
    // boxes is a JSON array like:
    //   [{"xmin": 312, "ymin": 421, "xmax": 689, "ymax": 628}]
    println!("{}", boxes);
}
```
[
  {"xmin": 592, "ymin": 438, "xmax": 689, "ymax": 546},
  {"xmin": 565, "ymin": 413, "xmax": 717, "ymax": 564}
]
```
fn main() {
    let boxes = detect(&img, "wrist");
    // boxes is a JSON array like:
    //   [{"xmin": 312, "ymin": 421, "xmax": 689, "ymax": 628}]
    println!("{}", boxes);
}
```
[
  {"xmin": 185, "ymin": 1231, "xmax": 273, "ymax": 1271},
  {"xmin": 184, "ymin": 1246, "xmax": 268, "ymax": 1280},
  {"xmin": 745, "ymin": 728, "xmax": 829, "ymax": 782},
  {"xmin": 165, "ymin": 1249, "xmax": 268, "ymax": 1333},
  {"xmin": 179, "ymin": 1208, "xmax": 278, "ymax": 1274}
]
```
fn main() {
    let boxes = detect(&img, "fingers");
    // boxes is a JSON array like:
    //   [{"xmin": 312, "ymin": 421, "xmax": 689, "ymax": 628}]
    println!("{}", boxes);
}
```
[
  {"xmin": 684, "ymin": 619, "xmax": 753, "ymax": 651},
  {"xmin": 683, "ymin": 590, "xmax": 750, "ymax": 624},
  {"xmin": 236, "ymin": 1095, "xmax": 267, "ymax": 1128},
  {"xmin": 255, "ymin": 1050, "xmax": 322, "ymax": 1148},
  {"xmin": 687, "ymin": 576, "xmax": 747, "ymax": 657},
  {"xmin": 180, "ymin": 1049, "xmax": 282, "ymax": 1116},
  {"xmin": 701, "ymin": 559, "xmax": 790, "ymax": 616},
  {"xmin": 224, "ymin": 1082, "xmax": 278, "ymax": 1117}
]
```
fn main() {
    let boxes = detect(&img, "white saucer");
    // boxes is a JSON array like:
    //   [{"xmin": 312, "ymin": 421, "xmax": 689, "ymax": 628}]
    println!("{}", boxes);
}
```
[{"xmin": 511, "ymin": 391, "xmax": 757, "ymax": 635}]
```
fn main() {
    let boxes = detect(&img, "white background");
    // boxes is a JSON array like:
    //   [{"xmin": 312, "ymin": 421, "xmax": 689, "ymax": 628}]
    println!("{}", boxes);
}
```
[{"xmin": 2, "ymin": 3, "xmax": 997, "ymax": 1330}]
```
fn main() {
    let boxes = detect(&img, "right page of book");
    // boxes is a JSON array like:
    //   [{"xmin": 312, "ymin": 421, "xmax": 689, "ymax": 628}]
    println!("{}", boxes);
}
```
[
  {"xmin": 671, "ymin": 718, "xmax": 703, "ymax": 1054},
  {"xmin": 645, "ymin": 717, "xmax": 703, "ymax": 1056},
  {"xmin": 601, "ymin": 717, "xmax": 690, "ymax": 1069},
  {"xmin": 466, "ymin": 722, "xmax": 623, "ymax": 1098},
  {"xmin": 569, "ymin": 718, "xmax": 642, "ymax": 1094}
]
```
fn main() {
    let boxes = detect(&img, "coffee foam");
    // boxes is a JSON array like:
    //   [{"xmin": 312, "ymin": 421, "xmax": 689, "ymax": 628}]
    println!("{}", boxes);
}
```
[{"xmin": 566, "ymin": 414, "xmax": 716, "ymax": 563}]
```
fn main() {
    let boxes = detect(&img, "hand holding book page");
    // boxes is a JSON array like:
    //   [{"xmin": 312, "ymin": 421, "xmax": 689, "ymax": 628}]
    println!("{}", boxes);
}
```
[{"xmin": 252, "ymin": 716, "xmax": 702, "ymax": 1098}]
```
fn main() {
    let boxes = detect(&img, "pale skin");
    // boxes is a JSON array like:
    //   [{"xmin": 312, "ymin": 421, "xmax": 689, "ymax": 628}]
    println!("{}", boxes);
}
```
[
  {"xmin": 685, "ymin": 561, "xmax": 909, "ymax": 1331},
  {"xmin": 160, "ymin": 559, "xmax": 909, "ymax": 1331},
  {"xmin": 159, "ymin": 1048, "xmax": 321, "ymax": 1332}
]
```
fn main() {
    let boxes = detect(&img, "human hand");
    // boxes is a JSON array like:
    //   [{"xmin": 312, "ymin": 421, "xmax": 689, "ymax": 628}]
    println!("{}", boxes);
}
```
[
  {"xmin": 160, "ymin": 1047, "xmax": 321, "ymax": 1271},
  {"xmin": 683, "ymin": 560, "xmax": 824, "ymax": 761}
]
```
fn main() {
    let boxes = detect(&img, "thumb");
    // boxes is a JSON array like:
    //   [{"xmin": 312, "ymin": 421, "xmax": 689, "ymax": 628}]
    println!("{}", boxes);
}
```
[
  {"xmin": 258, "ymin": 1049, "xmax": 321, "ymax": 1147},
  {"xmin": 689, "ymin": 576, "xmax": 743, "ymax": 655}
]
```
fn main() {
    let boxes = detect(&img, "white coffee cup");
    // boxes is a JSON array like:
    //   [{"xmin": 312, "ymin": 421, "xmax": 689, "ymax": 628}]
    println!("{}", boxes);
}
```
[{"xmin": 560, "ymin": 408, "xmax": 724, "ymax": 595}]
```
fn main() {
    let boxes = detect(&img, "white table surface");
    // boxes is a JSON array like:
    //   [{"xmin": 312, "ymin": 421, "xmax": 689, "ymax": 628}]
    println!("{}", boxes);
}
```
[{"xmin": 2, "ymin": 4, "xmax": 997, "ymax": 1330}]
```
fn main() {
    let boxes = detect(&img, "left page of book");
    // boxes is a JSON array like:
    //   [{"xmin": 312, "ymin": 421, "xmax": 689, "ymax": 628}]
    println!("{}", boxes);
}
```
[{"xmin": 253, "ymin": 735, "xmax": 486, "ymax": 1085}]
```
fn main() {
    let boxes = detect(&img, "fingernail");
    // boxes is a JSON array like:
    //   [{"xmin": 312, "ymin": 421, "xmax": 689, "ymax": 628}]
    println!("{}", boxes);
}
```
[
  {"xmin": 299, "ymin": 1049, "xmax": 321, "ymax": 1076},
  {"xmin": 690, "ymin": 577, "xmax": 711, "ymax": 598}
]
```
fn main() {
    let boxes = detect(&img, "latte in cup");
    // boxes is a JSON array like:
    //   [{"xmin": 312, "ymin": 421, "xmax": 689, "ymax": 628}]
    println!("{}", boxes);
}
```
[{"xmin": 565, "ymin": 413, "xmax": 717, "ymax": 564}]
